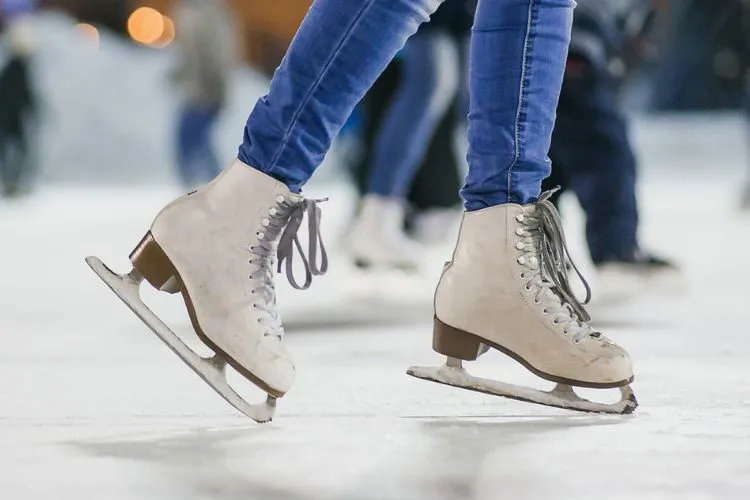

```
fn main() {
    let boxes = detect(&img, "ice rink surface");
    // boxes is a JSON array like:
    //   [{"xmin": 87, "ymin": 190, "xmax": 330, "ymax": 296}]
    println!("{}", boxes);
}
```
[{"xmin": 2, "ymin": 116, "xmax": 750, "ymax": 499}]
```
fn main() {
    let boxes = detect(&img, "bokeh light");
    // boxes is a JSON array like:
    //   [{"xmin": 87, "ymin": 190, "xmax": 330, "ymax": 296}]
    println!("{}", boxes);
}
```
[
  {"xmin": 153, "ymin": 15, "xmax": 176, "ymax": 48},
  {"xmin": 127, "ymin": 7, "xmax": 165, "ymax": 46},
  {"xmin": 75, "ymin": 23, "xmax": 100, "ymax": 48}
]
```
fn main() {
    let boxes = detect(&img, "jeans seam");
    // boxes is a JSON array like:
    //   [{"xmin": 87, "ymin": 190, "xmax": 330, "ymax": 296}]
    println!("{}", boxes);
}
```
[
  {"xmin": 266, "ymin": 0, "xmax": 377, "ymax": 172},
  {"xmin": 507, "ymin": 0, "xmax": 536, "ymax": 204}
]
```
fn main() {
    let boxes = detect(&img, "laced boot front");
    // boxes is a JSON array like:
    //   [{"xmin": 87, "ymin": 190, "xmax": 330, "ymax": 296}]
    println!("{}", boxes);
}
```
[
  {"xmin": 433, "ymin": 191, "xmax": 633, "ymax": 388},
  {"xmin": 249, "ymin": 197, "xmax": 328, "ymax": 339}
]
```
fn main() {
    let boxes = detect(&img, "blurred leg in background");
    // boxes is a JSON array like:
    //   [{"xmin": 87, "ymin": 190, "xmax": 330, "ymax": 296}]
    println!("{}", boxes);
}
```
[
  {"xmin": 543, "ymin": 1, "xmax": 682, "ymax": 300},
  {"xmin": 171, "ymin": 0, "xmax": 238, "ymax": 189},
  {"xmin": 175, "ymin": 104, "xmax": 221, "ymax": 189},
  {"xmin": 743, "ymin": 72, "xmax": 750, "ymax": 209},
  {"xmin": 740, "ymin": 2, "xmax": 750, "ymax": 209},
  {"xmin": 0, "ymin": 16, "xmax": 37, "ymax": 198},
  {"xmin": 351, "ymin": 0, "xmax": 472, "ymax": 257},
  {"xmin": 405, "ymin": 100, "xmax": 464, "ymax": 244},
  {"xmin": 353, "ymin": 71, "xmax": 465, "ymax": 246},
  {"xmin": 348, "ymin": 9, "xmax": 462, "ymax": 271}
]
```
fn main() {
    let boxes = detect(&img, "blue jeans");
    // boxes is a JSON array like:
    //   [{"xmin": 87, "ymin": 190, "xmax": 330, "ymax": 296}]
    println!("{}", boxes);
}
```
[
  {"xmin": 238, "ymin": 0, "xmax": 574, "ymax": 209},
  {"xmin": 176, "ymin": 104, "xmax": 221, "ymax": 188},
  {"xmin": 367, "ymin": 29, "xmax": 460, "ymax": 198}
]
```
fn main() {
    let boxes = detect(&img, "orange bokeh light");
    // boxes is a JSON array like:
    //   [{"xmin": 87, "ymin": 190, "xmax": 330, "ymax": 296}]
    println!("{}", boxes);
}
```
[
  {"xmin": 127, "ymin": 7, "xmax": 165, "ymax": 46},
  {"xmin": 75, "ymin": 23, "xmax": 100, "ymax": 48},
  {"xmin": 154, "ymin": 15, "xmax": 176, "ymax": 48}
]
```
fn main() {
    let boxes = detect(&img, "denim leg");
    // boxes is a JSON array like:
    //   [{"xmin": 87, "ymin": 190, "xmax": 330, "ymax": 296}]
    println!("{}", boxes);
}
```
[
  {"xmin": 177, "ymin": 105, "xmax": 223, "ymax": 187},
  {"xmin": 238, "ymin": 0, "xmax": 442, "ymax": 193},
  {"xmin": 551, "ymin": 67, "xmax": 639, "ymax": 264},
  {"xmin": 367, "ymin": 30, "xmax": 459, "ymax": 198},
  {"xmin": 461, "ymin": 0, "xmax": 574, "ymax": 210},
  {"xmin": 199, "ymin": 107, "xmax": 222, "ymax": 183},
  {"xmin": 176, "ymin": 106, "xmax": 201, "ymax": 187}
]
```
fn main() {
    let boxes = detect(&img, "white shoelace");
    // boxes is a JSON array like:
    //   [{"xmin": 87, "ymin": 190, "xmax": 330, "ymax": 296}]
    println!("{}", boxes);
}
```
[
  {"xmin": 248, "ymin": 196, "xmax": 328, "ymax": 337},
  {"xmin": 515, "ymin": 191, "xmax": 603, "ymax": 344}
]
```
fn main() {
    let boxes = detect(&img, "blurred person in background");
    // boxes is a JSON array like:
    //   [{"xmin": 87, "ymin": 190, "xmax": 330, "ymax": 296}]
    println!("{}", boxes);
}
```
[
  {"xmin": 740, "ymin": 3, "xmax": 750, "ymax": 210},
  {"xmin": 171, "ymin": 0, "xmax": 238, "ymax": 190},
  {"xmin": 0, "ymin": 0, "xmax": 37, "ymax": 198},
  {"xmin": 542, "ymin": 0, "xmax": 682, "ymax": 300},
  {"xmin": 347, "ymin": 0, "xmax": 472, "ymax": 272},
  {"xmin": 744, "ymin": 73, "xmax": 750, "ymax": 209}
]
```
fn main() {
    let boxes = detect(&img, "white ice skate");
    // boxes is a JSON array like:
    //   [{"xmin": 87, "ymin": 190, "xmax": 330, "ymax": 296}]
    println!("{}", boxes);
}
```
[
  {"xmin": 349, "ymin": 195, "xmax": 422, "ymax": 272},
  {"xmin": 410, "ymin": 207, "xmax": 461, "ymax": 246},
  {"xmin": 87, "ymin": 160, "xmax": 327, "ymax": 422},
  {"xmin": 595, "ymin": 250, "xmax": 684, "ymax": 303},
  {"xmin": 408, "ymin": 191, "xmax": 638, "ymax": 415}
]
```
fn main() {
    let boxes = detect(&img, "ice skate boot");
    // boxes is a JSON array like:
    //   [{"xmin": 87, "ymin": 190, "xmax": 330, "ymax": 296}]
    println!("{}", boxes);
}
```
[
  {"xmin": 86, "ymin": 159, "xmax": 327, "ymax": 422},
  {"xmin": 349, "ymin": 195, "xmax": 422, "ymax": 272},
  {"xmin": 595, "ymin": 249, "xmax": 684, "ymax": 302},
  {"xmin": 408, "ymin": 191, "xmax": 638, "ymax": 414}
]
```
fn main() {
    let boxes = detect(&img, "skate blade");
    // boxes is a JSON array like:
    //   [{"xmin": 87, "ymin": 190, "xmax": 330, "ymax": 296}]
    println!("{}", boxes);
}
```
[
  {"xmin": 407, "ymin": 359, "xmax": 637, "ymax": 415},
  {"xmin": 85, "ymin": 256, "xmax": 277, "ymax": 423}
]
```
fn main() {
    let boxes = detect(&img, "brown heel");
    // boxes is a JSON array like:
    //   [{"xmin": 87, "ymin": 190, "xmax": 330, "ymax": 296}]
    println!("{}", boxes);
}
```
[
  {"xmin": 129, "ymin": 232, "xmax": 179, "ymax": 293},
  {"xmin": 432, "ymin": 317, "xmax": 483, "ymax": 361}
]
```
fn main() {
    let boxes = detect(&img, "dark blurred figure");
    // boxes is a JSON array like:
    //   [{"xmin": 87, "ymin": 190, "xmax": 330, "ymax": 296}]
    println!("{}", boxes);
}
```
[
  {"xmin": 742, "ymin": 70, "xmax": 750, "ymax": 209},
  {"xmin": 542, "ymin": 0, "xmax": 682, "ymax": 300},
  {"xmin": 651, "ymin": 0, "xmax": 750, "ymax": 111},
  {"xmin": 0, "ymin": 1, "xmax": 37, "ymax": 198},
  {"xmin": 740, "ymin": 2, "xmax": 750, "ymax": 209},
  {"xmin": 171, "ymin": 0, "xmax": 238, "ymax": 189}
]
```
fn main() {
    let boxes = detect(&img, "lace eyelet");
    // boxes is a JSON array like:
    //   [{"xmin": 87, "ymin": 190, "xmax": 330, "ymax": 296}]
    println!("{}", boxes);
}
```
[
  {"xmin": 262, "ymin": 218, "xmax": 270, "ymax": 227},
  {"xmin": 573, "ymin": 338, "xmax": 581, "ymax": 345},
  {"xmin": 517, "ymin": 257, "xmax": 526, "ymax": 265},
  {"xmin": 515, "ymin": 228, "xmax": 524, "ymax": 236},
  {"xmin": 534, "ymin": 298, "xmax": 540, "ymax": 304},
  {"xmin": 562, "ymin": 329, "xmax": 569, "ymax": 335},
  {"xmin": 276, "ymin": 195, "xmax": 285, "ymax": 203},
  {"xmin": 269, "ymin": 208, "xmax": 278, "ymax": 216},
  {"xmin": 552, "ymin": 319, "xmax": 559, "ymax": 325},
  {"xmin": 542, "ymin": 308, "xmax": 548, "ymax": 314},
  {"xmin": 516, "ymin": 214, "xmax": 524, "ymax": 223},
  {"xmin": 520, "ymin": 272, "xmax": 526, "ymax": 280},
  {"xmin": 515, "ymin": 242, "xmax": 524, "ymax": 250},
  {"xmin": 257, "ymin": 232, "xmax": 265, "ymax": 240}
]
